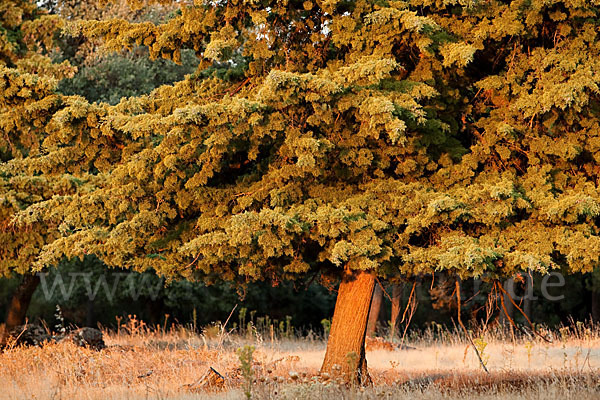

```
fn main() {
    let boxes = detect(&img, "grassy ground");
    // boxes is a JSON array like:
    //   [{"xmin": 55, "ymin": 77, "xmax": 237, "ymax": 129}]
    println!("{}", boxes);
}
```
[{"xmin": 0, "ymin": 321, "xmax": 599, "ymax": 399}]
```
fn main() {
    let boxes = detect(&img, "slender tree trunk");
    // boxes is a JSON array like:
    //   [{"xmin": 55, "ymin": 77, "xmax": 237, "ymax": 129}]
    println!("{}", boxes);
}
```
[
  {"xmin": 499, "ymin": 278, "xmax": 515, "ymax": 328},
  {"xmin": 1, "ymin": 273, "xmax": 40, "ymax": 344},
  {"xmin": 523, "ymin": 275, "xmax": 533, "ymax": 323},
  {"xmin": 523, "ymin": 297, "xmax": 532, "ymax": 323},
  {"xmin": 86, "ymin": 300, "xmax": 95, "ymax": 327},
  {"xmin": 366, "ymin": 284, "xmax": 383, "ymax": 337},
  {"xmin": 592, "ymin": 290, "xmax": 600, "ymax": 322},
  {"xmin": 146, "ymin": 297, "xmax": 165, "ymax": 326},
  {"xmin": 321, "ymin": 269, "xmax": 375, "ymax": 385},
  {"xmin": 390, "ymin": 284, "xmax": 403, "ymax": 339}
]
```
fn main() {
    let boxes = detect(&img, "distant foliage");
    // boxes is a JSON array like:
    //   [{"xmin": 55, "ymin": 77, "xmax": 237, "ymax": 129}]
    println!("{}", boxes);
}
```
[
  {"xmin": 58, "ymin": 48, "xmax": 199, "ymax": 105},
  {"xmin": 48, "ymin": 0, "xmax": 198, "ymax": 105}
]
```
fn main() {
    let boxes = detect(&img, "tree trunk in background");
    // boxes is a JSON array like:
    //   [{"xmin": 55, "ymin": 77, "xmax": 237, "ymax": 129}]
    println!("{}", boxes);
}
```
[
  {"xmin": 523, "ymin": 297, "xmax": 532, "ymax": 323},
  {"xmin": 146, "ymin": 297, "xmax": 165, "ymax": 326},
  {"xmin": 321, "ymin": 269, "xmax": 375, "ymax": 385},
  {"xmin": 523, "ymin": 275, "xmax": 533, "ymax": 323},
  {"xmin": 592, "ymin": 290, "xmax": 600, "ymax": 322},
  {"xmin": 390, "ymin": 284, "xmax": 403, "ymax": 339},
  {"xmin": 1, "ymin": 273, "xmax": 40, "ymax": 344},
  {"xmin": 86, "ymin": 300, "xmax": 95, "ymax": 328},
  {"xmin": 366, "ymin": 284, "xmax": 383, "ymax": 337},
  {"xmin": 499, "ymin": 278, "xmax": 515, "ymax": 328}
]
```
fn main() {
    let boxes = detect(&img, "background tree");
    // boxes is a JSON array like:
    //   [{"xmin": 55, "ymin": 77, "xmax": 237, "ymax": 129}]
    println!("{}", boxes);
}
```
[
  {"xmin": 49, "ymin": 0, "xmax": 200, "ymax": 105},
  {"xmin": 0, "ymin": 0, "xmax": 199, "ymax": 340},
  {"xmin": 0, "ymin": 0, "xmax": 79, "ymax": 341},
  {"xmin": 1, "ymin": 0, "xmax": 334, "ymax": 338}
]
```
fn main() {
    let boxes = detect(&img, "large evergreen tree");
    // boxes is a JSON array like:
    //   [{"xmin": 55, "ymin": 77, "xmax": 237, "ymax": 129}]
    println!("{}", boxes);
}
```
[
  {"xmin": 0, "ymin": 0, "xmax": 81, "ymax": 338},
  {"xmin": 0, "ymin": 0, "xmax": 199, "ymax": 340},
  {"xmin": 3, "ymin": 0, "xmax": 600, "ymax": 383}
]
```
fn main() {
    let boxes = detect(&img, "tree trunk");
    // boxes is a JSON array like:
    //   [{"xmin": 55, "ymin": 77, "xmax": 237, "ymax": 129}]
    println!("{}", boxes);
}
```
[
  {"xmin": 523, "ymin": 296, "xmax": 532, "ymax": 323},
  {"xmin": 86, "ymin": 299, "xmax": 95, "ymax": 328},
  {"xmin": 390, "ymin": 284, "xmax": 403, "ymax": 339},
  {"xmin": 1, "ymin": 273, "xmax": 40, "ymax": 344},
  {"xmin": 592, "ymin": 290, "xmax": 600, "ymax": 322},
  {"xmin": 366, "ymin": 283, "xmax": 383, "ymax": 337},
  {"xmin": 321, "ymin": 269, "xmax": 375, "ymax": 385},
  {"xmin": 523, "ymin": 275, "xmax": 533, "ymax": 323},
  {"xmin": 146, "ymin": 297, "xmax": 165, "ymax": 326},
  {"xmin": 499, "ymin": 278, "xmax": 515, "ymax": 328}
]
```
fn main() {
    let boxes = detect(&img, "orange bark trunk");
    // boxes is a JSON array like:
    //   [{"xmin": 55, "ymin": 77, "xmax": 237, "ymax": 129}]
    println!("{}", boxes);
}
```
[
  {"xmin": 320, "ymin": 269, "xmax": 375, "ymax": 385},
  {"xmin": 366, "ymin": 283, "xmax": 383, "ymax": 337}
]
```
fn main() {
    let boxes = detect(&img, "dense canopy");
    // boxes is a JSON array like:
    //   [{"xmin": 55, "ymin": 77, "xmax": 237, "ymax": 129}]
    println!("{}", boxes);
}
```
[{"xmin": 3, "ymin": 0, "xmax": 599, "ymax": 282}]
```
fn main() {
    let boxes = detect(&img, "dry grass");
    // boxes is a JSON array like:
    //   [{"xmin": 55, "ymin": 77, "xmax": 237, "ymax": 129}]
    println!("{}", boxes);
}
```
[{"xmin": 1, "ymin": 320, "xmax": 599, "ymax": 399}]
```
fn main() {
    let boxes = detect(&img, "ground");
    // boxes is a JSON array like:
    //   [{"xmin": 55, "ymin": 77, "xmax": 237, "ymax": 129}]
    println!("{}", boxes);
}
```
[{"xmin": 0, "ymin": 321, "xmax": 599, "ymax": 399}]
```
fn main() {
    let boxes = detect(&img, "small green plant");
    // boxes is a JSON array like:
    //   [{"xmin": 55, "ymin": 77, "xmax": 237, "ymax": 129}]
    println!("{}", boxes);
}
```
[
  {"xmin": 237, "ymin": 345, "xmax": 255, "ymax": 399},
  {"xmin": 247, "ymin": 322, "xmax": 254, "ymax": 339},
  {"xmin": 473, "ymin": 336, "xmax": 490, "ymax": 368},
  {"xmin": 239, "ymin": 307, "xmax": 248, "ymax": 333},
  {"xmin": 321, "ymin": 319, "xmax": 331, "ymax": 336},
  {"xmin": 346, "ymin": 351, "xmax": 359, "ymax": 385},
  {"xmin": 285, "ymin": 315, "xmax": 293, "ymax": 338},
  {"xmin": 279, "ymin": 320, "xmax": 285, "ymax": 336},
  {"xmin": 559, "ymin": 326, "xmax": 570, "ymax": 342},
  {"xmin": 525, "ymin": 340, "xmax": 534, "ymax": 367}
]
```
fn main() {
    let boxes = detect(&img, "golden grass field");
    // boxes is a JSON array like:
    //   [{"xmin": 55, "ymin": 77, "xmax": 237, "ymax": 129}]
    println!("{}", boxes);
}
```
[{"xmin": 1, "ymin": 320, "xmax": 599, "ymax": 399}]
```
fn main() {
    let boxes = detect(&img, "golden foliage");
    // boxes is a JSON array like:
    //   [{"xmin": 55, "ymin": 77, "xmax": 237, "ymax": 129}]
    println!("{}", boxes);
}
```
[{"xmin": 3, "ymin": 0, "xmax": 600, "ymax": 283}]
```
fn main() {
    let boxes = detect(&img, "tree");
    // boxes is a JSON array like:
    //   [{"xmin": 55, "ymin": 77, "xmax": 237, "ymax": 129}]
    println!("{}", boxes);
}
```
[
  {"xmin": 51, "ymin": 0, "xmax": 199, "ymax": 105},
  {"xmin": 0, "ymin": 0, "xmax": 198, "ymax": 340},
  {"xmin": 22, "ymin": 1, "xmax": 455, "ymax": 383},
  {"xmin": 6, "ymin": 0, "xmax": 600, "ymax": 384},
  {"xmin": 366, "ymin": 283, "xmax": 382, "ymax": 337},
  {"xmin": 0, "ymin": 0, "xmax": 80, "ymax": 341}
]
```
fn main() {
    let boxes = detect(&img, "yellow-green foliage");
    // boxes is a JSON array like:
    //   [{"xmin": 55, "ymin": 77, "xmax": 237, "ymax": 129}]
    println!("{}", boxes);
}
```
[
  {"xmin": 0, "ymin": 0, "xmax": 81, "ymax": 276},
  {"xmin": 2, "ymin": 0, "xmax": 600, "ymax": 285}
]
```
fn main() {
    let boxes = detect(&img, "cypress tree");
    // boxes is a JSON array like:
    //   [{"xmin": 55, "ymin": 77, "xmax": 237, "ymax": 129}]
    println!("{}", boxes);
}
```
[
  {"xmin": 0, "ymin": 0, "xmax": 78, "ymax": 339},
  {"xmin": 3, "ymin": 0, "xmax": 600, "ymax": 382}
]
